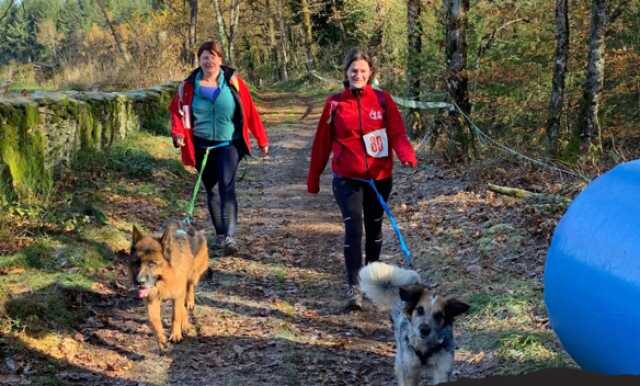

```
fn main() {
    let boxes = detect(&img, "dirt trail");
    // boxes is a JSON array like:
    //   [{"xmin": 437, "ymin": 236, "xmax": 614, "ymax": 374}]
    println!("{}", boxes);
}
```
[
  {"xmin": 21, "ymin": 90, "xmax": 569, "ymax": 386},
  {"xmin": 71, "ymin": 92, "xmax": 406, "ymax": 386}
]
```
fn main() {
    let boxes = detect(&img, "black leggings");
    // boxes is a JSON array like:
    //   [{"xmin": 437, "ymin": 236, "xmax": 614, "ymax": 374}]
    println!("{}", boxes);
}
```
[
  {"xmin": 332, "ymin": 176, "xmax": 392, "ymax": 286},
  {"xmin": 194, "ymin": 137, "xmax": 243, "ymax": 237}
]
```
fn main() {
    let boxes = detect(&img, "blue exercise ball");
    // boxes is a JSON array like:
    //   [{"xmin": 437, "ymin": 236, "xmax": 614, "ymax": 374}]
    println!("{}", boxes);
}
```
[{"xmin": 545, "ymin": 160, "xmax": 640, "ymax": 375}]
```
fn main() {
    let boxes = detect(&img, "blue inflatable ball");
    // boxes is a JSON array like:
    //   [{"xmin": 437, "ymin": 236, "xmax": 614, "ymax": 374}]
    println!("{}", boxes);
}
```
[{"xmin": 545, "ymin": 160, "xmax": 640, "ymax": 375}]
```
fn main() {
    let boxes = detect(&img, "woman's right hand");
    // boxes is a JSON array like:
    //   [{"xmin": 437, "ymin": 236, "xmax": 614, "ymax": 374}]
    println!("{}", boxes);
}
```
[{"xmin": 172, "ymin": 135, "xmax": 185, "ymax": 148}]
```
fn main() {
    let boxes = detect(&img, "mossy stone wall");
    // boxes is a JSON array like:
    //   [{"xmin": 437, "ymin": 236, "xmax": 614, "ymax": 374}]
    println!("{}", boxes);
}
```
[{"xmin": 0, "ymin": 83, "xmax": 176, "ymax": 203}]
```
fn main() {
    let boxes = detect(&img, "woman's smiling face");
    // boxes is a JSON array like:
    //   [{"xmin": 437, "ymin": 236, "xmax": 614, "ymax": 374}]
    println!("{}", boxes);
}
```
[
  {"xmin": 346, "ymin": 59, "xmax": 371, "ymax": 89},
  {"xmin": 199, "ymin": 50, "xmax": 223, "ymax": 76}
]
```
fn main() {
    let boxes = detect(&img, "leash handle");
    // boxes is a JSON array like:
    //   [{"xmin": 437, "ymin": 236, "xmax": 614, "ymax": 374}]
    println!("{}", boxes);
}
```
[
  {"xmin": 359, "ymin": 178, "xmax": 414, "ymax": 268},
  {"xmin": 184, "ymin": 141, "xmax": 231, "ymax": 221}
]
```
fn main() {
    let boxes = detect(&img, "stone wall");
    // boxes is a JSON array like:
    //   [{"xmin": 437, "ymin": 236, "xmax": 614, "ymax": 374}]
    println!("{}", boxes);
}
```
[{"xmin": 0, "ymin": 83, "xmax": 176, "ymax": 203}]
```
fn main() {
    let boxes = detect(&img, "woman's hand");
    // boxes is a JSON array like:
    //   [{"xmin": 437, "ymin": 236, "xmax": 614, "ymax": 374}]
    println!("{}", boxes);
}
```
[
  {"xmin": 259, "ymin": 145, "xmax": 269, "ymax": 157},
  {"xmin": 401, "ymin": 160, "xmax": 416, "ymax": 168},
  {"xmin": 172, "ymin": 135, "xmax": 185, "ymax": 148}
]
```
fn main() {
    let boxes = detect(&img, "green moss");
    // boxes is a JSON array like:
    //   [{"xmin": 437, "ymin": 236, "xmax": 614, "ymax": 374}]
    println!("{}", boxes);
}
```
[
  {"xmin": 0, "ymin": 85, "xmax": 176, "ymax": 203},
  {"xmin": 0, "ymin": 102, "xmax": 51, "ymax": 201}
]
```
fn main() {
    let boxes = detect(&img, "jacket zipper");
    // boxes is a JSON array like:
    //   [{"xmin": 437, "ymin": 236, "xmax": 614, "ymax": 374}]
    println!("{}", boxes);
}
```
[{"xmin": 356, "ymin": 93, "xmax": 370, "ymax": 178}]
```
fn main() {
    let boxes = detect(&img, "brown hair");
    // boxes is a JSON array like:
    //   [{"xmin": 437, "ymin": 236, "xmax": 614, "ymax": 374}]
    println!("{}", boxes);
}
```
[
  {"xmin": 197, "ymin": 41, "xmax": 225, "ymax": 61},
  {"xmin": 343, "ymin": 47, "xmax": 375, "ymax": 85}
]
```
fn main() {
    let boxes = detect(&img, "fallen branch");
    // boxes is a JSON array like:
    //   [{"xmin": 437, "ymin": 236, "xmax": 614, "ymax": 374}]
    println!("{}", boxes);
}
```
[{"xmin": 487, "ymin": 183, "xmax": 571, "ymax": 206}]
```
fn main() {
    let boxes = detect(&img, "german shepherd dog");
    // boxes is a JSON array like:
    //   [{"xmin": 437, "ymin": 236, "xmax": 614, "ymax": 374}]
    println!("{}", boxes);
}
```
[
  {"xmin": 359, "ymin": 262, "xmax": 469, "ymax": 385},
  {"xmin": 130, "ymin": 221, "xmax": 209, "ymax": 350}
]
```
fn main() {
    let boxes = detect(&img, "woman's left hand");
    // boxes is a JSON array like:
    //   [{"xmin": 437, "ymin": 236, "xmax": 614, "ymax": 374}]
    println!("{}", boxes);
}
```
[
  {"xmin": 401, "ymin": 161, "xmax": 414, "ymax": 168},
  {"xmin": 260, "ymin": 145, "xmax": 269, "ymax": 157}
]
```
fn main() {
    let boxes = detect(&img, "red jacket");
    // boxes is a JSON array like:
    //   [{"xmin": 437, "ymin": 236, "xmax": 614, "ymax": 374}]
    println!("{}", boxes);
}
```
[
  {"xmin": 169, "ymin": 66, "xmax": 268, "ymax": 167},
  {"xmin": 307, "ymin": 85, "xmax": 417, "ymax": 193}
]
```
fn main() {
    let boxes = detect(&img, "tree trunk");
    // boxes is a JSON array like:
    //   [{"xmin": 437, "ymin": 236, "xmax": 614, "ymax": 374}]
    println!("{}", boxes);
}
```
[
  {"xmin": 368, "ymin": 0, "xmax": 385, "ymax": 64},
  {"xmin": 406, "ymin": 0, "xmax": 421, "ymax": 99},
  {"xmin": 300, "ymin": 0, "xmax": 314, "ymax": 75},
  {"xmin": 266, "ymin": 0, "xmax": 280, "ymax": 80},
  {"xmin": 187, "ymin": 0, "xmax": 198, "ymax": 66},
  {"xmin": 96, "ymin": 0, "xmax": 131, "ymax": 63},
  {"xmin": 276, "ymin": 0, "xmax": 289, "ymax": 81},
  {"xmin": 212, "ymin": 0, "xmax": 229, "ymax": 59},
  {"xmin": 268, "ymin": 0, "xmax": 288, "ymax": 81},
  {"xmin": 444, "ymin": 0, "xmax": 475, "ymax": 160},
  {"xmin": 546, "ymin": 0, "xmax": 569, "ymax": 157},
  {"xmin": 227, "ymin": 0, "xmax": 241, "ymax": 65},
  {"xmin": 576, "ymin": 0, "xmax": 607, "ymax": 152},
  {"xmin": 405, "ymin": 0, "xmax": 423, "ymax": 138}
]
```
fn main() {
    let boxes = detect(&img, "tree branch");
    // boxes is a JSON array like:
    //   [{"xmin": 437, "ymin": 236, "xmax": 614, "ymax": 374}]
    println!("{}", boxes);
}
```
[
  {"xmin": 477, "ymin": 18, "xmax": 530, "ymax": 59},
  {"xmin": 0, "ymin": 0, "xmax": 14, "ymax": 24}
]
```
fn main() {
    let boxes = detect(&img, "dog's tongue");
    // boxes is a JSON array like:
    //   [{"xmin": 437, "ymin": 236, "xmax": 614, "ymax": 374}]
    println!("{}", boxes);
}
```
[{"xmin": 138, "ymin": 287, "xmax": 150, "ymax": 298}]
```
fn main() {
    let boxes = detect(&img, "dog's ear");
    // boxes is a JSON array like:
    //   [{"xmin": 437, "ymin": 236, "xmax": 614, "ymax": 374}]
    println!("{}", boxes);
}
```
[
  {"xmin": 132, "ymin": 225, "xmax": 144, "ymax": 245},
  {"xmin": 159, "ymin": 223, "xmax": 177, "ymax": 262},
  {"xmin": 444, "ymin": 298, "xmax": 470, "ymax": 322},
  {"xmin": 399, "ymin": 285, "xmax": 424, "ymax": 315}
]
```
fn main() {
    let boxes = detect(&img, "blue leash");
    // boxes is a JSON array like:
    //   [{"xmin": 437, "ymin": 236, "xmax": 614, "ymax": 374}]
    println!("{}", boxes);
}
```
[
  {"xmin": 355, "ymin": 177, "xmax": 414, "ymax": 269},
  {"xmin": 182, "ymin": 141, "xmax": 231, "ymax": 226}
]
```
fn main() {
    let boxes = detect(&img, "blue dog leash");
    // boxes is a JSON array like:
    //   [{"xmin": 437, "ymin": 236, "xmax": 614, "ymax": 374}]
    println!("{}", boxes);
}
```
[
  {"xmin": 183, "ymin": 141, "xmax": 231, "ymax": 226},
  {"xmin": 353, "ymin": 177, "xmax": 414, "ymax": 269}
]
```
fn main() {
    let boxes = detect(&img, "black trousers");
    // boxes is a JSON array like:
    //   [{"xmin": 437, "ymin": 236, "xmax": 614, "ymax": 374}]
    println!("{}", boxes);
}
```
[
  {"xmin": 332, "ymin": 176, "xmax": 392, "ymax": 286},
  {"xmin": 194, "ymin": 137, "xmax": 243, "ymax": 237}
]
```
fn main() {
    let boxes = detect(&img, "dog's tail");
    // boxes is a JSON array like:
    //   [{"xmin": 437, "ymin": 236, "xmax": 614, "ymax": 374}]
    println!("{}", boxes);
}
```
[{"xmin": 359, "ymin": 262, "xmax": 421, "ymax": 310}]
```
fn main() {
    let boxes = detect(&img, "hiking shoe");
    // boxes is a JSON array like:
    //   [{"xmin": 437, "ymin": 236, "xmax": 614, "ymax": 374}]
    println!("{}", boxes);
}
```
[
  {"xmin": 343, "ymin": 285, "xmax": 363, "ymax": 312},
  {"xmin": 222, "ymin": 236, "xmax": 238, "ymax": 256},
  {"xmin": 211, "ymin": 234, "xmax": 226, "ymax": 250}
]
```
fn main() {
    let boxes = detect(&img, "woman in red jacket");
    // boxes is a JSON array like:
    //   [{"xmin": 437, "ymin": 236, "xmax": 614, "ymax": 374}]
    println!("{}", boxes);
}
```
[
  {"xmin": 169, "ymin": 41, "xmax": 269, "ymax": 255},
  {"xmin": 307, "ymin": 48, "xmax": 417, "ymax": 311}
]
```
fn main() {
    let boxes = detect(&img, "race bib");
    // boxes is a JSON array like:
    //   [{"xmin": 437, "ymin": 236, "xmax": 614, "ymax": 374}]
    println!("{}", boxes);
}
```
[{"xmin": 363, "ymin": 128, "xmax": 389, "ymax": 158}]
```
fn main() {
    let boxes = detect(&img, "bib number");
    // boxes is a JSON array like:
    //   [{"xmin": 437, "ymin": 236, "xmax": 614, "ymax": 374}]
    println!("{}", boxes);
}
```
[{"xmin": 363, "ymin": 128, "xmax": 389, "ymax": 158}]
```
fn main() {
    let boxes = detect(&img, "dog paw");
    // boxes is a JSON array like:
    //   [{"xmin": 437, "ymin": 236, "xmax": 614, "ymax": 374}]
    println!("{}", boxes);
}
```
[
  {"xmin": 158, "ymin": 338, "xmax": 168, "ymax": 352},
  {"xmin": 169, "ymin": 331, "xmax": 183, "ymax": 343},
  {"xmin": 186, "ymin": 299, "xmax": 195, "ymax": 311},
  {"xmin": 183, "ymin": 324, "xmax": 197, "ymax": 337}
]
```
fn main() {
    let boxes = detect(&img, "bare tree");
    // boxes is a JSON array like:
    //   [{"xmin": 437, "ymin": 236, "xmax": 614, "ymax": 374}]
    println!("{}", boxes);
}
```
[
  {"xmin": 368, "ymin": 0, "xmax": 385, "ymax": 64},
  {"xmin": 300, "ymin": 0, "xmax": 314, "ymax": 75},
  {"xmin": 576, "ymin": 0, "xmax": 607, "ymax": 152},
  {"xmin": 404, "ymin": 0, "xmax": 423, "ymax": 137},
  {"xmin": 185, "ymin": 0, "xmax": 198, "ymax": 66},
  {"xmin": 406, "ymin": 0, "xmax": 421, "ymax": 99},
  {"xmin": 267, "ymin": 0, "xmax": 288, "ymax": 80},
  {"xmin": 275, "ymin": 0, "xmax": 289, "ymax": 81},
  {"xmin": 546, "ymin": 0, "xmax": 569, "ymax": 157},
  {"xmin": 95, "ymin": 0, "xmax": 131, "ymax": 63},
  {"xmin": 444, "ymin": 0, "xmax": 475, "ymax": 160},
  {"xmin": 213, "ymin": 0, "xmax": 241, "ymax": 65}
]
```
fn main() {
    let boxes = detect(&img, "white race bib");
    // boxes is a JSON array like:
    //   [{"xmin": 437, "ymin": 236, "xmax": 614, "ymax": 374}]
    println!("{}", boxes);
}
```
[{"xmin": 363, "ymin": 128, "xmax": 389, "ymax": 158}]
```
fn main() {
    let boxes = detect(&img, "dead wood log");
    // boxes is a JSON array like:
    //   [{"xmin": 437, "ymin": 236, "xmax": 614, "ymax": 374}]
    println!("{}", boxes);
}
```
[{"xmin": 487, "ymin": 183, "xmax": 571, "ymax": 206}]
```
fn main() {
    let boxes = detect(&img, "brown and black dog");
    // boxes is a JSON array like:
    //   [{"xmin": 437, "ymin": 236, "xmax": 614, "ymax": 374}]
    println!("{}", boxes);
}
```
[
  {"xmin": 130, "ymin": 222, "xmax": 209, "ymax": 350},
  {"xmin": 359, "ymin": 262, "xmax": 469, "ymax": 385}
]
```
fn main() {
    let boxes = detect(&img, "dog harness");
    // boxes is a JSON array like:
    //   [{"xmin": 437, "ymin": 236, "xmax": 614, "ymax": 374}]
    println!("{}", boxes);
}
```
[{"xmin": 407, "ymin": 336, "xmax": 449, "ymax": 366}]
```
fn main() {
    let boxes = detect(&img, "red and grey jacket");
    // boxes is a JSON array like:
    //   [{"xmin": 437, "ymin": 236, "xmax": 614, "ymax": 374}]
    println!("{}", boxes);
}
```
[
  {"xmin": 169, "ymin": 65, "xmax": 268, "ymax": 167},
  {"xmin": 307, "ymin": 84, "xmax": 417, "ymax": 193}
]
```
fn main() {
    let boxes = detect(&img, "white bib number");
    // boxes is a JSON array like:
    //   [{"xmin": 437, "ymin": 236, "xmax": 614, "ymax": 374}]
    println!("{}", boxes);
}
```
[{"xmin": 363, "ymin": 128, "xmax": 389, "ymax": 158}]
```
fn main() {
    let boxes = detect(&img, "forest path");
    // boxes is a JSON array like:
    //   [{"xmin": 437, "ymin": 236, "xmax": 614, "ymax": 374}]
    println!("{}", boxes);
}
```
[{"xmin": 1, "ymin": 89, "xmax": 573, "ymax": 386}]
